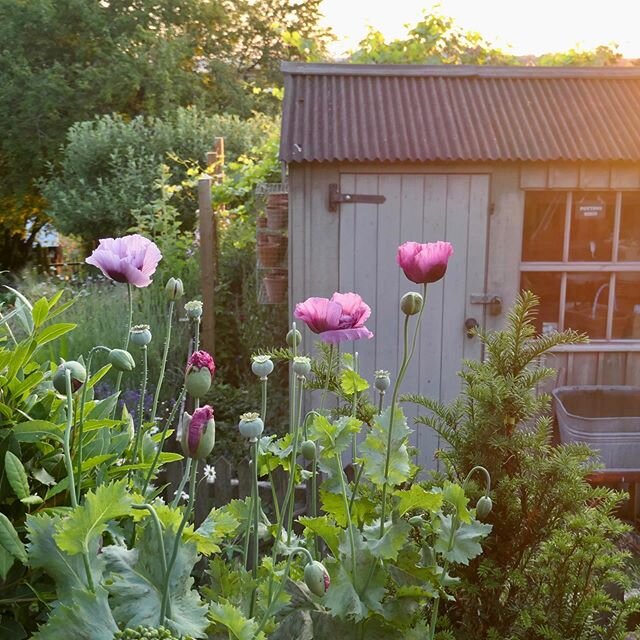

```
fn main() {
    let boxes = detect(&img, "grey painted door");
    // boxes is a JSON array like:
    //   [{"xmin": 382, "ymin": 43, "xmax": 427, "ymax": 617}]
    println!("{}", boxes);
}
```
[{"xmin": 338, "ymin": 173, "xmax": 490, "ymax": 471}]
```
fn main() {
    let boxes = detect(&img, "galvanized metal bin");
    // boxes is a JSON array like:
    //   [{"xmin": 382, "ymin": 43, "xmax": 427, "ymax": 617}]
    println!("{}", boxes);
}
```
[{"xmin": 552, "ymin": 385, "xmax": 640, "ymax": 469}]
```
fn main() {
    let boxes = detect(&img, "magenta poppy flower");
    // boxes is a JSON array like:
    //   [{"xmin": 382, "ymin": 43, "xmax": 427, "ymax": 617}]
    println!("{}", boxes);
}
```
[
  {"xmin": 85, "ymin": 234, "xmax": 162, "ymax": 288},
  {"xmin": 397, "ymin": 241, "xmax": 454, "ymax": 284},
  {"xmin": 185, "ymin": 350, "xmax": 216, "ymax": 398},
  {"xmin": 294, "ymin": 292, "xmax": 373, "ymax": 344}
]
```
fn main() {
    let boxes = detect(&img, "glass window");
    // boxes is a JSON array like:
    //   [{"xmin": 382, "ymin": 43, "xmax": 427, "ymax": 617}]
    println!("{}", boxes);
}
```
[{"xmin": 520, "ymin": 190, "xmax": 640, "ymax": 341}]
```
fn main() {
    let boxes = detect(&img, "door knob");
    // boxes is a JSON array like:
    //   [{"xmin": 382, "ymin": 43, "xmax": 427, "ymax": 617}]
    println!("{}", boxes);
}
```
[{"xmin": 465, "ymin": 317, "xmax": 479, "ymax": 338}]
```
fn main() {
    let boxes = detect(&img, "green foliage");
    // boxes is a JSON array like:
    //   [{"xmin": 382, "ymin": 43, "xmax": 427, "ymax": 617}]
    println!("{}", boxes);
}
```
[
  {"xmin": 42, "ymin": 109, "xmax": 275, "ymax": 241},
  {"xmin": 408, "ymin": 292, "xmax": 637, "ymax": 639},
  {"xmin": 349, "ymin": 9, "xmax": 622, "ymax": 67},
  {"xmin": 114, "ymin": 627, "xmax": 185, "ymax": 640}
]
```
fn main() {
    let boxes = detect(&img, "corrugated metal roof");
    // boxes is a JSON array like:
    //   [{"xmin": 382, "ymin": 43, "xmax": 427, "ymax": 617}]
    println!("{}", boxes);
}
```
[{"xmin": 279, "ymin": 63, "xmax": 640, "ymax": 163}]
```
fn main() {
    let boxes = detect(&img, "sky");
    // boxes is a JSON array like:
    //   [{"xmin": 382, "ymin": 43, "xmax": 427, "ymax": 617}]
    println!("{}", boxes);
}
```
[{"xmin": 319, "ymin": 0, "xmax": 640, "ymax": 59}]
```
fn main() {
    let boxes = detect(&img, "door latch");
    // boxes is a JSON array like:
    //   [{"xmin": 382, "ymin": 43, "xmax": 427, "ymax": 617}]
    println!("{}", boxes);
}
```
[
  {"xmin": 328, "ymin": 184, "xmax": 386, "ymax": 212},
  {"xmin": 470, "ymin": 294, "xmax": 502, "ymax": 316}
]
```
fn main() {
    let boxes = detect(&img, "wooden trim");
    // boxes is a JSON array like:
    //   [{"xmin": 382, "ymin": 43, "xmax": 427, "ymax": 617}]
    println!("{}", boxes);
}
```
[{"xmin": 551, "ymin": 342, "xmax": 640, "ymax": 352}]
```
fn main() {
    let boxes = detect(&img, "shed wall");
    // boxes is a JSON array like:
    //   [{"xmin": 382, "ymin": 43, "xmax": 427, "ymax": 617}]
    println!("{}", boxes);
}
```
[{"xmin": 288, "ymin": 161, "xmax": 640, "ymax": 392}]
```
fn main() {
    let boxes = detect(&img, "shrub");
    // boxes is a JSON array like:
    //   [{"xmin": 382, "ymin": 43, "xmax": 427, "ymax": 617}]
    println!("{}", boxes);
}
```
[
  {"xmin": 408, "ymin": 292, "xmax": 639, "ymax": 639},
  {"xmin": 41, "ymin": 107, "xmax": 276, "ymax": 241}
]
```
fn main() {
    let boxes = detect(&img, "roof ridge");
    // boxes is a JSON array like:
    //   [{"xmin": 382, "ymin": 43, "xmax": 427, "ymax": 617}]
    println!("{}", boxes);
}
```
[{"xmin": 281, "ymin": 62, "xmax": 640, "ymax": 79}]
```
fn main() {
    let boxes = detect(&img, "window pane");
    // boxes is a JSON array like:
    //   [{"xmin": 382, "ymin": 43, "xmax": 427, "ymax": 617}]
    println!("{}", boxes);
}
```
[
  {"xmin": 569, "ymin": 192, "xmax": 615, "ymax": 262},
  {"xmin": 522, "ymin": 192, "xmax": 566, "ymax": 261},
  {"xmin": 565, "ymin": 273, "xmax": 610, "ymax": 339},
  {"xmin": 619, "ymin": 192, "xmax": 640, "ymax": 261},
  {"xmin": 612, "ymin": 272, "xmax": 640, "ymax": 338},
  {"xmin": 520, "ymin": 272, "xmax": 562, "ymax": 334}
]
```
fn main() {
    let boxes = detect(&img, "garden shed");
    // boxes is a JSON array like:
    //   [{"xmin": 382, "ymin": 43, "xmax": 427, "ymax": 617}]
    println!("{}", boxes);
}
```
[{"xmin": 279, "ymin": 62, "xmax": 640, "ymax": 468}]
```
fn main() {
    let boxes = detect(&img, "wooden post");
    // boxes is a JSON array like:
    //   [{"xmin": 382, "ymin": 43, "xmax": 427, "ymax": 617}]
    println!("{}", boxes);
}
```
[{"xmin": 198, "ymin": 137, "xmax": 224, "ymax": 355}]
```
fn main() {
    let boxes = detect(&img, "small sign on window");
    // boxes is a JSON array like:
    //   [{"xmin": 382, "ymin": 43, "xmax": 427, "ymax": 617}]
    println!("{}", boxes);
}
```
[{"xmin": 575, "ymin": 197, "xmax": 606, "ymax": 219}]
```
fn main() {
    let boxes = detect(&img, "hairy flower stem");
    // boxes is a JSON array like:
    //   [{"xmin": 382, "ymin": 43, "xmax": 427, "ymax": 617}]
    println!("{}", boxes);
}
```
[
  {"xmin": 428, "ymin": 465, "xmax": 491, "ymax": 640},
  {"xmin": 151, "ymin": 300, "xmax": 174, "ymax": 421},
  {"xmin": 243, "ymin": 473, "xmax": 255, "ymax": 572},
  {"xmin": 63, "ymin": 370, "xmax": 95, "ymax": 593},
  {"xmin": 142, "ymin": 386, "xmax": 186, "ymax": 496},
  {"xmin": 161, "ymin": 459, "xmax": 198, "ymax": 625},
  {"xmin": 131, "ymin": 504, "xmax": 169, "ymax": 621},
  {"xmin": 113, "ymin": 283, "xmax": 134, "ymax": 416},
  {"xmin": 131, "ymin": 345, "xmax": 148, "ymax": 466},
  {"xmin": 289, "ymin": 322, "xmax": 298, "ymax": 435},
  {"xmin": 379, "ymin": 283, "xmax": 427, "ymax": 537},
  {"xmin": 351, "ymin": 351, "xmax": 359, "ymax": 464},
  {"xmin": 171, "ymin": 458, "xmax": 192, "ymax": 508},
  {"xmin": 249, "ymin": 438, "xmax": 260, "ymax": 618},
  {"xmin": 286, "ymin": 378, "xmax": 306, "ymax": 545},
  {"xmin": 377, "ymin": 390, "xmax": 385, "ymax": 415},
  {"xmin": 320, "ymin": 344, "xmax": 334, "ymax": 412},
  {"xmin": 337, "ymin": 453, "xmax": 357, "ymax": 578},
  {"xmin": 76, "ymin": 345, "xmax": 110, "ymax": 501}
]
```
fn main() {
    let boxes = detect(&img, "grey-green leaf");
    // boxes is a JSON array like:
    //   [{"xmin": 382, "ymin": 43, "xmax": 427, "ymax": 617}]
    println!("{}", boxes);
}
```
[
  {"xmin": 5, "ymin": 450, "xmax": 30, "ymax": 499},
  {"xmin": 0, "ymin": 512, "xmax": 27, "ymax": 563}
]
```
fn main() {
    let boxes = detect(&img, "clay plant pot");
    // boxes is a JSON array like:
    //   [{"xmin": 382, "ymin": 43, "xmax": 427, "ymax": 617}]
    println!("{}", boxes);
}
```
[
  {"xmin": 257, "ymin": 237, "xmax": 286, "ymax": 268},
  {"xmin": 266, "ymin": 193, "xmax": 288, "ymax": 230},
  {"xmin": 263, "ymin": 271, "xmax": 287, "ymax": 304}
]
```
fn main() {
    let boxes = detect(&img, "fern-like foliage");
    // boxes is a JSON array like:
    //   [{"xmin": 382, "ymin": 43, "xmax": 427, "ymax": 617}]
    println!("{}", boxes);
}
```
[{"xmin": 406, "ymin": 292, "xmax": 638, "ymax": 639}]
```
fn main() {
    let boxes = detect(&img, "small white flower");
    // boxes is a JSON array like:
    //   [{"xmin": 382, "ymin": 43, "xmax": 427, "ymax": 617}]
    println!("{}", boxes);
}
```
[
  {"xmin": 173, "ymin": 490, "xmax": 189, "ymax": 502},
  {"xmin": 203, "ymin": 464, "xmax": 216, "ymax": 484},
  {"xmin": 115, "ymin": 458, "xmax": 126, "ymax": 467}
]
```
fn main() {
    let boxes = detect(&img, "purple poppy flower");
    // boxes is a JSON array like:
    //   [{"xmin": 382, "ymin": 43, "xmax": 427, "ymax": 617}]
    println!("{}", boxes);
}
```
[
  {"xmin": 85, "ymin": 234, "xmax": 162, "ymax": 288},
  {"xmin": 397, "ymin": 241, "xmax": 454, "ymax": 284},
  {"xmin": 294, "ymin": 292, "xmax": 373, "ymax": 344}
]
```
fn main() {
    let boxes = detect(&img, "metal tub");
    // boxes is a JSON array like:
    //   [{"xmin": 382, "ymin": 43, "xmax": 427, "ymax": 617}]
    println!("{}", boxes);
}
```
[{"xmin": 552, "ymin": 385, "xmax": 640, "ymax": 469}]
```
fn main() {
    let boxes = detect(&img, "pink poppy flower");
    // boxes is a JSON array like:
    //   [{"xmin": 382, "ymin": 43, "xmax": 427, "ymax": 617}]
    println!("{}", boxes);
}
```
[
  {"xmin": 396, "ymin": 241, "xmax": 454, "ymax": 284},
  {"xmin": 294, "ymin": 292, "xmax": 374, "ymax": 344},
  {"xmin": 187, "ymin": 350, "xmax": 216, "ymax": 377},
  {"xmin": 85, "ymin": 234, "xmax": 162, "ymax": 288},
  {"xmin": 181, "ymin": 405, "xmax": 215, "ymax": 459}
]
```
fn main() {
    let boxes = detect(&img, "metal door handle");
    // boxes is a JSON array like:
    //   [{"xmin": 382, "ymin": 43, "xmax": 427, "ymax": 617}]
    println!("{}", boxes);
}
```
[{"xmin": 465, "ymin": 317, "xmax": 479, "ymax": 338}]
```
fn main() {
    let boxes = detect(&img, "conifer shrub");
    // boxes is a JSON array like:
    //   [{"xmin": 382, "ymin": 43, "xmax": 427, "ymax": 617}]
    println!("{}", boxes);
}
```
[{"xmin": 407, "ymin": 292, "xmax": 639, "ymax": 639}]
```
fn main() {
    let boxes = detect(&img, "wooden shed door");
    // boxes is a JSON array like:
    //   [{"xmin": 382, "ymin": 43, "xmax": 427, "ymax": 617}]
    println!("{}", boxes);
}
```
[{"xmin": 338, "ymin": 173, "xmax": 490, "ymax": 470}]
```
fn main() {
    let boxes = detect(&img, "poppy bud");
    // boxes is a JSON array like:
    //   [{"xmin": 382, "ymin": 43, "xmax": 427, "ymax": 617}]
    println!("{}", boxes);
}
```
[
  {"xmin": 238, "ymin": 412, "xmax": 264, "ymax": 441},
  {"xmin": 301, "ymin": 440, "xmax": 316, "ymax": 461},
  {"xmin": 400, "ymin": 292, "xmax": 424, "ymax": 316},
  {"xmin": 251, "ymin": 355, "xmax": 274, "ymax": 378},
  {"xmin": 185, "ymin": 351, "xmax": 216, "ymax": 398},
  {"xmin": 180, "ymin": 406, "xmax": 215, "ymax": 459},
  {"xmin": 53, "ymin": 360, "xmax": 87, "ymax": 395},
  {"xmin": 108, "ymin": 348, "xmax": 136, "ymax": 372},
  {"xmin": 286, "ymin": 328, "xmax": 302, "ymax": 347},
  {"xmin": 476, "ymin": 495, "xmax": 493, "ymax": 520},
  {"xmin": 374, "ymin": 370, "xmax": 391, "ymax": 393},
  {"xmin": 292, "ymin": 356, "xmax": 311, "ymax": 378},
  {"xmin": 130, "ymin": 324, "xmax": 152, "ymax": 347},
  {"xmin": 304, "ymin": 560, "xmax": 330, "ymax": 597},
  {"xmin": 165, "ymin": 277, "xmax": 184, "ymax": 301}
]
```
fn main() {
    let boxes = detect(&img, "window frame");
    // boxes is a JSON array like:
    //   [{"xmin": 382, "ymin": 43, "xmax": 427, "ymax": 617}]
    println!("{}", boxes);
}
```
[{"xmin": 520, "ymin": 190, "xmax": 640, "ymax": 343}]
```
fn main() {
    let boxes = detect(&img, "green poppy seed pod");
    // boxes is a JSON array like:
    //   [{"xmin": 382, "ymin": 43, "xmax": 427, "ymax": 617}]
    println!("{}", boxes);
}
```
[
  {"xmin": 251, "ymin": 355, "xmax": 274, "ymax": 378},
  {"xmin": 130, "ymin": 325, "xmax": 152, "ymax": 347},
  {"xmin": 476, "ymin": 495, "xmax": 493, "ymax": 520},
  {"xmin": 408, "ymin": 515, "xmax": 424, "ymax": 527},
  {"xmin": 304, "ymin": 560, "xmax": 330, "ymax": 597},
  {"xmin": 165, "ymin": 277, "xmax": 184, "ymax": 301},
  {"xmin": 53, "ymin": 360, "xmax": 87, "ymax": 394},
  {"xmin": 301, "ymin": 440, "xmax": 316, "ymax": 461},
  {"xmin": 238, "ymin": 412, "xmax": 264, "ymax": 441},
  {"xmin": 108, "ymin": 348, "xmax": 136, "ymax": 372},
  {"xmin": 400, "ymin": 291, "xmax": 424, "ymax": 316},
  {"xmin": 185, "ymin": 367, "xmax": 212, "ymax": 398},
  {"xmin": 184, "ymin": 300, "xmax": 203, "ymax": 319},
  {"xmin": 286, "ymin": 328, "xmax": 302, "ymax": 347},
  {"xmin": 292, "ymin": 356, "xmax": 311, "ymax": 377},
  {"xmin": 374, "ymin": 370, "xmax": 391, "ymax": 393}
]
